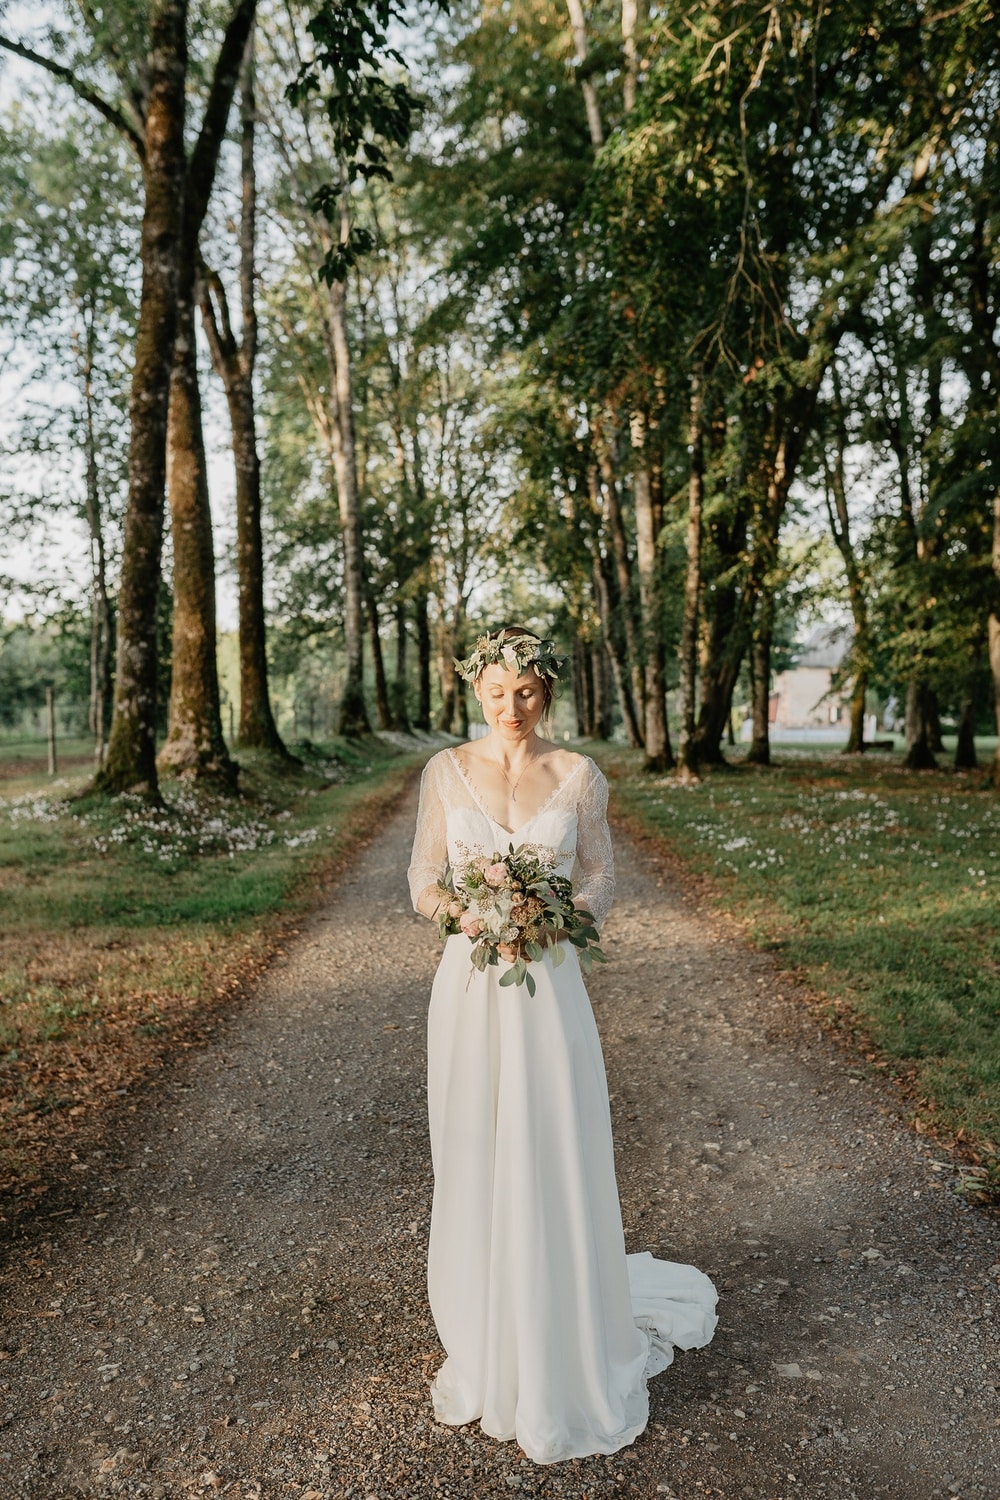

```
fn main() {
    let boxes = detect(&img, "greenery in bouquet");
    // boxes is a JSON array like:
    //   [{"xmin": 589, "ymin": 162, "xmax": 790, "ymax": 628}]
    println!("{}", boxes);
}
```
[{"xmin": 435, "ymin": 843, "xmax": 607, "ymax": 996}]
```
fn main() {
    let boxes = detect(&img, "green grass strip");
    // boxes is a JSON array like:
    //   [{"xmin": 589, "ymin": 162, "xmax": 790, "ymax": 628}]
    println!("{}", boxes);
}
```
[
  {"xmin": 593, "ymin": 746, "xmax": 1000, "ymax": 1171},
  {"xmin": 0, "ymin": 737, "xmax": 428, "ymax": 1205}
]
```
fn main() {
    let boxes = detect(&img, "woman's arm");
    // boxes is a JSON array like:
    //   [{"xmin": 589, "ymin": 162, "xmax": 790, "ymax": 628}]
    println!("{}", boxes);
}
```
[
  {"xmin": 573, "ymin": 762, "xmax": 615, "ymax": 930},
  {"xmin": 407, "ymin": 757, "xmax": 450, "ymax": 921}
]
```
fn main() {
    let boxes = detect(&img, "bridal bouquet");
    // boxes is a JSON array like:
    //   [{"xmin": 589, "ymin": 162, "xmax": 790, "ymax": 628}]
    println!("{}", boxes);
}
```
[{"xmin": 435, "ymin": 844, "xmax": 606, "ymax": 996}]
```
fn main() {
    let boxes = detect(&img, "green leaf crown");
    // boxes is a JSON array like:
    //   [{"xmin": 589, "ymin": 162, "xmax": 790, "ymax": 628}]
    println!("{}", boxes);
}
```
[{"xmin": 454, "ymin": 627, "xmax": 565, "ymax": 688}]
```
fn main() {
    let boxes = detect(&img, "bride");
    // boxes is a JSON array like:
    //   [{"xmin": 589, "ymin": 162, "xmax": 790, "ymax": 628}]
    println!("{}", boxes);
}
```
[{"xmin": 407, "ymin": 625, "xmax": 718, "ymax": 1465}]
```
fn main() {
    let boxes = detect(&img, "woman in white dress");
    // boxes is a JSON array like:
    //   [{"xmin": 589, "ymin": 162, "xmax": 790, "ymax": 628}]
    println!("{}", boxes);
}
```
[{"xmin": 407, "ymin": 626, "xmax": 718, "ymax": 1465}]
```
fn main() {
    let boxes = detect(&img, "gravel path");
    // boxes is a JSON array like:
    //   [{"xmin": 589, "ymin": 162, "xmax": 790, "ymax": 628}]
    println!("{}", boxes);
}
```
[{"xmin": 2, "ymin": 783, "xmax": 997, "ymax": 1500}]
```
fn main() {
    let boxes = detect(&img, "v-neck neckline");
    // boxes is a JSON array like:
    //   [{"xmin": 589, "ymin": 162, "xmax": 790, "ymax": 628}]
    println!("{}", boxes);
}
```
[{"xmin": 446, "ymin": 748, "xmax": 587, "ymax": 837}]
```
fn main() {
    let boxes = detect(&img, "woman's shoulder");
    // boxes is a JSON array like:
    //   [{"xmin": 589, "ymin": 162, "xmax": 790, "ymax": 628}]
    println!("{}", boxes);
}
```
[
  {"xmin": 553, "ymin": 745, "xmax": 601, "ymax": 771},
  {"xmin": 423, "ymin": 745, "xmax": 460, "ymax": 774},
  {"xmin": 543, "ymin": 746, "xmax": 607, "ymax": 797}
]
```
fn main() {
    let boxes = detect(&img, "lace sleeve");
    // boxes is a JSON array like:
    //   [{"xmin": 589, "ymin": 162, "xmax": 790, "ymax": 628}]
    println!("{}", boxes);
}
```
[
  {"xmin": 573, "ymin": 760, "xmax": 615, "ymax": 930},
  {"xmin": 407, "ymin": 755, "xmax": 448, "ymax": 915}
]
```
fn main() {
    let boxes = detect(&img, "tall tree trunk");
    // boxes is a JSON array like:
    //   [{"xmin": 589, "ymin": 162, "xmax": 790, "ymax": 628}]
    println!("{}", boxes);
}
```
[
  {"xmin": 592, "ymin": 553, "xmax": 641, "ymax": 746},
  {"xmin": 158, "ymin": 288, "xmax": 237, "ymax": 785},
  {"xmin": 845, "ymin": 671, "xmax": 866, "ymax": 754},
  {"xmin": 588, "ymin": 465, "xmax": 642, "ymax": 745},
  {"xmin": 158, "ymin": 0, "xmax": 257, "ymax": 785},
  {"xmin": 967, "ymin": 207, "xmax": 1000, "ymax": 790},
  {"xmin": 81, "ymin": 314, "xmax": 113, "ymax": 767},
  {"xmin": 452, "ymin": 598, "xmax": 469, "ymax": 737},
  {"xmin": 746, "ymin": 587, "xmax": 774, "ymax": 765},
  {"xmin": 591, "ymin": 639, "xmax": 611, "ymax": 739},
  {"xmin": 573, "ymin": 638, "xmax": 593, "ymax": 736},
  {"xmin": 678, "ymin": 370, "xmax": 704, "ymax": 777},
  {"xmin": 415, "ymin": 593, "xmax": 432, "ymax": 732},
  {"xmin": 368, "ymin": 593, "xmax": 393, "ymax": 730},
  {"xmin": 96, "ymin": 0, "xmax": 189, "ymax": 797},
  {"xmin": 926, "ymin": 690, "xmax": 945, "ymax": 752},
  {"xmin": 695, "ymin": 586, "xmax": 743, "ymax": 764},
  {"xmin": 455, "ymin": 675, "xmax": 469, "ymax": 738},
  {"xmin": 825, "ymin": 368, "xmax": 870, "ymax": 753},
  {"xmin": 436, "ymin": 614, "xmax": 456, "ymax": 733},
  {"xmin": 903, "ymin": 679, "xmax": 938, "ymax": 769},
  {"xmin": 595, "ymin": 435, "xmax": 644, "ymax": 732},
  {"xmin": 954, "ymin": 686, "xmax": 978, "ymax": 771},
  {"xmin": 991, "ymin": 479, "xmax": 1000, "ymax": 789},
  {"xmin": 198, "ymin": 34, "xmax": 291, "ymax": 761},
  {"xmin": 327, "ymin": 252, "xmax": 369, "ymax": 735},
  {"xmin": 392, "ymin": 599, "xmax": 411, "ymax": 732},
  {"xmin": 744, "ymin": 426, "xmax": 788, "ymax": 773},
  {"xmin": 561, "ymin": 19, "xmax": 648, "ymax": 750},
  {"xmin": 693, "ymin": 440, "xmax": 754, "ymax": 765},
  {"xmin": 631, "ymin": 410, "xmax": 673, "ymax": 771}
]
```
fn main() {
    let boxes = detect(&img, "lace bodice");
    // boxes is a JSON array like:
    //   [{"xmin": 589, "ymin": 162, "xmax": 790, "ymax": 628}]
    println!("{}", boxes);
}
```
[{"xmin": 407, "ymin": 748, "xmax": 615, "ymax": 929}]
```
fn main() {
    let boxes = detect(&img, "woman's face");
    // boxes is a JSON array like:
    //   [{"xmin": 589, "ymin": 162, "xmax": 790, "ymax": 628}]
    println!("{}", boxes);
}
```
[{"xmin": 475, "ymin": 663, "xmax": 547, "ymax": 739}]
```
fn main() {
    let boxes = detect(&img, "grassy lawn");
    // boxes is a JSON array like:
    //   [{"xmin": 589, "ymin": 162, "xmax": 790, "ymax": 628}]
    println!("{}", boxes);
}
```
[
  {"xmin": 594, "ymin": 743, "xmax": 1000, "ymax": 1193},
  {"xmin": 0, "ymin": 736, "xmax": 429, "ymax": 1211}
]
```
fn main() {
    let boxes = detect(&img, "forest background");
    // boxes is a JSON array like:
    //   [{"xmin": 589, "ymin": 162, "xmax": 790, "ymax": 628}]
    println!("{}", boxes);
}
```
[{"xmin": 0, "ymin": 0, "xmax": 997, "ymax": 785}]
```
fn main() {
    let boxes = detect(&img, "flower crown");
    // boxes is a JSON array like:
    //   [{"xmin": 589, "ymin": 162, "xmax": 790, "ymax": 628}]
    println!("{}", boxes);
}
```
[{"xmin": 454, "ymin": 627, "xmax": 565, "ymax": 688}]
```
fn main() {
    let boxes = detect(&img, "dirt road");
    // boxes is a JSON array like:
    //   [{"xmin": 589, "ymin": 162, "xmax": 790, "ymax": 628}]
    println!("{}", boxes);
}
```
[{"xmin": 1, "ymin": 784, "xmax": 996, "ymax": 1499}]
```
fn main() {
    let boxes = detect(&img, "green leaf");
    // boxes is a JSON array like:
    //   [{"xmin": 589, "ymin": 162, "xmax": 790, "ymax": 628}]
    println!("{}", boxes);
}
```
[{"xmin": 524, "ymin": 969, "xmax": 536, "ymax": 997}]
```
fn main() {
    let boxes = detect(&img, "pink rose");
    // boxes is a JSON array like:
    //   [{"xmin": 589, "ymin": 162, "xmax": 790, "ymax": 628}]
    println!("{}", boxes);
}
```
[
  {"xmin": 483, "ymin": 862, "xmax": 508, "ymax": 887},
  {"xmin": 460, "ymin": 912, "xmax": 484, "ymax": 938}
]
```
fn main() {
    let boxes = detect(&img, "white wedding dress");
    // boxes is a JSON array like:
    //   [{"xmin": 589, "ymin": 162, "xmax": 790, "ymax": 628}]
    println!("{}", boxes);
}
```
[{"xmin": 407, "ymin": 749, "xmax": 718, "ymax": 1465}]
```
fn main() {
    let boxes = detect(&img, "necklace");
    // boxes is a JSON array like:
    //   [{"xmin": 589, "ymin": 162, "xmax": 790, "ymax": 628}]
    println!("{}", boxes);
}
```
[{"xmin": 493, "ymin": 750, "xmax": 536, "ymax": 803}]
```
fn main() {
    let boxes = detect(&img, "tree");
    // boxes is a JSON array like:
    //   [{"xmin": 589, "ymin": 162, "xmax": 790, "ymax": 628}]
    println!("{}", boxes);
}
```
[
  {"xmin": 2, "ymin": 0, "xmax": 256, "ymax": 794},
  {"xmin": 287, "ymin": 0, "xmax": 424, "ymax": 735},
  {"xmin": 198, "ymin": 27, "xmax": 293, "ymax": 760},
  {"xmin": 0, "ymin": 100, "xmax": 139, "ymax": 764},
  {"xmin": 89, "ymin": 0, "xmax": 187, "ymax": 795},
  {"xmin": 157, "ymin": 0, "xmax": 257, "ymax": 785}
]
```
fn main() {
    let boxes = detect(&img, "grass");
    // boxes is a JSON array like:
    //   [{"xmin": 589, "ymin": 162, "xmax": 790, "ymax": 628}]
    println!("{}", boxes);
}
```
[
  {"xmin": 593, "ymin": 743, "xmax": 1000, "ymax": 1197},
  {"xmin": 0, "ymin": 735, "xmax": 431, "ymax": 1212},
  {"xmin": 0, "ymin": 734, "xmax": 100, "ymax": 784}
]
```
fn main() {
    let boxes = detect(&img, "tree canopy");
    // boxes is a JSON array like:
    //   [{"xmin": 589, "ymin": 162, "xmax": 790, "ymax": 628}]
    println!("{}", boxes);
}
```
[{"xmin": 0, "ymin": 0, "xmax": 997, "ymax": 786}]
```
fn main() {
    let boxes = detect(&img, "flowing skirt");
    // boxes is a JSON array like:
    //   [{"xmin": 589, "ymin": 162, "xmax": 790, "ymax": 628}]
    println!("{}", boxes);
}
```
[{"xmin": 426, "ymin": 936, "xmax": 718, "ymax": 1465}]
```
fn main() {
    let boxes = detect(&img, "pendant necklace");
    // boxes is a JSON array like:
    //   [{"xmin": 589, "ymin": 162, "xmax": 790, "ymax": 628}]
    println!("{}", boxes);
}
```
[{"xmin": 493, "ymin": 751, "xmax": 534, "ymax": 803}]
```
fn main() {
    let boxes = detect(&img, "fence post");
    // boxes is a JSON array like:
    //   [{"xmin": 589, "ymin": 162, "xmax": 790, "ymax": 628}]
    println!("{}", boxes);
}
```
[{"xmin": 46, "ymin": 685, "xmax": 57, "ymax": 777}]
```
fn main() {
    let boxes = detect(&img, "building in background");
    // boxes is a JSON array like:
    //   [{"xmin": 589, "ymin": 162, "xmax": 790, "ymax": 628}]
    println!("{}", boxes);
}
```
[{"xmin": 740, "ymin": 624, "xmax": 868, "ymax": 744}]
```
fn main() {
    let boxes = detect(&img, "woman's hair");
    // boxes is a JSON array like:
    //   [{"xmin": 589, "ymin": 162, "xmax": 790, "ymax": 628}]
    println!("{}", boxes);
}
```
[{"xmin": 455, "ymin": 625, "xmax": 564, "ymax": 710}]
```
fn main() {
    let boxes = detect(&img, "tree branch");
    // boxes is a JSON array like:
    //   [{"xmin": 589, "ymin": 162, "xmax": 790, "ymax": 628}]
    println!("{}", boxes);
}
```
[
  {"xmin": 185, "ymin": 0, "xmax": 257, "ymax": 239},
  {"xmin": 0, "ymin": 33, "xmax": 146, "ymax": 159},
  {"xmin": 196, "ymin": 261, "xmax": 235, "ymax": 378}
]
